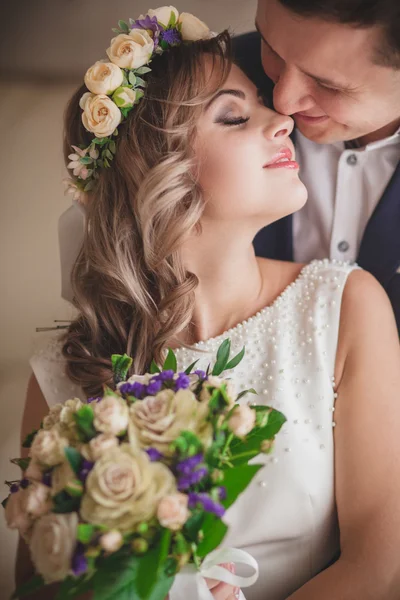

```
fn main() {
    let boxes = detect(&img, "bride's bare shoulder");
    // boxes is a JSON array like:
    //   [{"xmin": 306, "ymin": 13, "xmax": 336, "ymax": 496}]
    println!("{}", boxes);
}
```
[{"xmin": 257, "ymin": 257, "xmax": 306, "ymax": 288}]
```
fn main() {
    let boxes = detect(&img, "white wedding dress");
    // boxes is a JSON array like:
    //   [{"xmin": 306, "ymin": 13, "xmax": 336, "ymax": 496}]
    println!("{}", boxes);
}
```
[{"xmin": 30, "ymin": 259, "xmax": 358, "ymax": 600}]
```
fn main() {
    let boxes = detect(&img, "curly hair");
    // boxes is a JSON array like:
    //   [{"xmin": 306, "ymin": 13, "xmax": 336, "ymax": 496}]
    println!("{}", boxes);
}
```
[{"xmin": 61, "ymin": 32, "xmax": 232, "ymax": 397}]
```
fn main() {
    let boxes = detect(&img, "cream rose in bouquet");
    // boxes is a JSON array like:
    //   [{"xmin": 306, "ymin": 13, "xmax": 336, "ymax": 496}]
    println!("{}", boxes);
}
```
[{"xmin": 3, "ymin": 339, "xmax": 285, "ymax": 600}]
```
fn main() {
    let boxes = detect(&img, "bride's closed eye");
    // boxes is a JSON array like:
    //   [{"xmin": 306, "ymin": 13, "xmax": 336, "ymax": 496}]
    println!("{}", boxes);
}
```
[{"xmin": 217, "ymin": 116, "xmax": 250, "ymax": 127}]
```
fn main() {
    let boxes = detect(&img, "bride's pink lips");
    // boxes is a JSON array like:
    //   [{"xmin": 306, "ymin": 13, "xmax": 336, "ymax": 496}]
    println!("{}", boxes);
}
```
[
  {"xmin": 263, "ymin": 146, "xmax": 299, "ymax": 170},
  {"xmin": 294, "ymin": 112, "xmax": 329, "ymax": 124}
]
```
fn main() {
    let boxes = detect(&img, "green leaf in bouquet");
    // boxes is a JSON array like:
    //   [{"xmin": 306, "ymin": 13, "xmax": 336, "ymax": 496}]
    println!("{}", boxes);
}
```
[
  {"xmin": 93, "ymin": 549, "xmax": 138, "ymax": 600},
  {"xmin": 163, "ymin": 348, "xmax": 177, "ymax": 372},
  {"xmin": 56, "ymin": 574, "xmax": 94, "ymax": 600},
  {"xmin": 74, "ymin": 405, "xmax": 97, "ymax": 441},
  {"xmin": 11, "ymin": 574, "xmax": 45, "ymax": 599},
  {"xmin": 211, "ymin": 339, "xmax": 231, "ymax": 376},
  {"xmin": 2, "ymin": 495, "xmax": 9, "ymax": 509},
  {"xmin": 236, "ymin": 388, "xmax": 257, "ymax": 401},
  {"xmin": 111, "ymin": 353, "xmax": 133, "ymax": 384},
  {"xmin": 225, "ymin": 346, "xmax": 245, "ymax": 371},
  {"xmin": 77, "ymin": 523, "xmax": 95, "ymax": 544},
  {"xmin": 22, "ymin": 427, "xmax": 39, "ymax": 448},
  {"xmin": 64, "ymin": 446, "xmax": 83, "ymax": 476},
  {"xmin": 150, "ymin": 359, "xmax": 161, "ymax": 374},
  {"xmin": 196, "ymin": 514, "xmax": 228, "ymax": 558},
  {"xmin": 183, "ymin": 509, "xmax": 205, "ymax": 542},
  {"xmin": 118, "ymin": 19, "xmax": 130, "ymax": 33},
  {"xmin": 168, "ymin": 10, "xmax": 177, "ymax": 27},
  {"xmin": 10, "ymin": 457, "xmax": 31, "ymax": 471},
  {"xmin": 53, "ymin": 490, "xmax": 81, "ymax": 513},
  {"xmin": 184, "ymin": 359, "xmax": 199, "ymax": 374},
  {"xmin": 221, "ymin": 464, "xmax": 264, "ymax": 509},
  {"xmin": 134, "ymin": 528, "xmax": 174, "ymax": 600},
  {"xmin": 171, "ymin": 430, "xmax": 203, "ymax": 457}
]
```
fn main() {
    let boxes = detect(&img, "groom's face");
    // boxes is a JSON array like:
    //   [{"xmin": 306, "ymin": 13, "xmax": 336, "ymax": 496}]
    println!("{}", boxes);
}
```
[{"xmin": 256, "ymin": 0, "xmax": 400, "ymax": 144}]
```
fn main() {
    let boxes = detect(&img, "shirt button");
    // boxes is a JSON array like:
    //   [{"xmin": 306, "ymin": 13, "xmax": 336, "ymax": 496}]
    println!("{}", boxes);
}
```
[
  {"xmin": 338, "ymin": 240, "xmax": 350, "ymax": 252},
  {"xmin": 346, "ymin": 154, "xmax": 358, "ymax": 166}
]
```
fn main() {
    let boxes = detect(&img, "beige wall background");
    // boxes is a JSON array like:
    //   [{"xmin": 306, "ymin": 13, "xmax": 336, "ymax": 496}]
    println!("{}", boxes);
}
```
[{"xmin": 0, "ymin": 1, "xmax": 257, "ymax": 597}]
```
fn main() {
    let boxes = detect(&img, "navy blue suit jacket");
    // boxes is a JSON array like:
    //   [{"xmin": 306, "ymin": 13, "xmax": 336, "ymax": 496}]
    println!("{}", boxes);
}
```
[{"xmin": 233, "ymin": 32, "xmax": 400, "ymax": 332}]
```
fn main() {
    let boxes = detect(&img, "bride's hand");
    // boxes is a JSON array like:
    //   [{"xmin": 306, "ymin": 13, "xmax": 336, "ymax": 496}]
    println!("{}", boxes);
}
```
[
  {"xmin": 165, "ymin": 562, "xmax": 240, "ymax": 600},
  {"xmin": 205, "ymin": 562, "xmax": 240, "ymax": 600}
]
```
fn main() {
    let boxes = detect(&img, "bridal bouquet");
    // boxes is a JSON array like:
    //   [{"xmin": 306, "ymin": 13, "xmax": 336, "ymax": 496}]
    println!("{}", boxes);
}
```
[{"xmin": 4, "ymin": 340, "xmax": 285, "ymax": 600}]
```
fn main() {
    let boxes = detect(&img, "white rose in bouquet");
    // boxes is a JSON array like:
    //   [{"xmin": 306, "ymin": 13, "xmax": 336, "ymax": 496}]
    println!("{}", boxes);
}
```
[
  {"xmin": 157, "ymin": 493, "xmax": 190, "ymax": 531},
  {"xmin": 99, "ymin": 529, "xmax": 124, "ymax": 553},
  {"xmin": 80, "ymin": 444, "xmax": 175, "ymax": 531},
  {"xmin": 4, "ymin": 489, "xmax": 32, "ymax": 540},
  {"xmin": 51, "ymin": 460, "xmax": 77, "ymax": 496},
  {"xmin": 30, "ymin": 428, "xmax": 69, "ymax": 467},
  {"xmin": 82, "ymin": 432, "xmax": 120, "ymax": 462},
  {"xmin": 81, "ymin": 93, "xmax": 122, "ymax": 138},
  {"xmin": 84, "ymin": 61, "xmax": 124, "ymax": 95},
  {"xmin": 30, "ymin": 512, "xmax": 78, "ymax": 583},
  {"xmin": 93, "ymin": 394, "xmax": 129, "ymax": 435},
  {"xmin": 25, "ymin": 482, "xmax": 53, "ymax": 518},
  {"xmin": 106, "ymin": 31, "xmax": 154, "ymax": 69},
  {"xmin": 25, "ymin": 457, "xmax": 44, "ymax": 482},
  {"xmin": 42, "ymin": 403, "xmax": 63, "ymax": 430},
  {"xmin": 228, "ymin": 405, "xmax": 256, "ymax": 438},
  {"xmin": 129, "ymin": 388, "xmax": 212, "ymax": 457}
]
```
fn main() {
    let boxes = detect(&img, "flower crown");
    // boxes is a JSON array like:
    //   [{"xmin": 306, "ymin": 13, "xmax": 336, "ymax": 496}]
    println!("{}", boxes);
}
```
[{"xmin": 64, "ymin": 6, "xmax": 213, "ymax": 203}]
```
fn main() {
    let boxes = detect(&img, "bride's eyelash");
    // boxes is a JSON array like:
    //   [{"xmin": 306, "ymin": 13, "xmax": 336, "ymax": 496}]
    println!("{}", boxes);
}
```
[{"xmin": 220, "ymin": 117, "xmax": 250, "ymax": 127}]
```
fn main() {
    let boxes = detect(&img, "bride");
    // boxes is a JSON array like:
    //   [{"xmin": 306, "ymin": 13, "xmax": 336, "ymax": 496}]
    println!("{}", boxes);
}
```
[{"xmin": 19, "ymin": 15, "xmax": 400, "ymax": 600}]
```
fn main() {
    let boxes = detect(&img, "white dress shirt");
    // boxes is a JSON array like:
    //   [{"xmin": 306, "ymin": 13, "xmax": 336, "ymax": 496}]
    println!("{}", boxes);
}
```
[{"xmin": 293, "ymin": 127, "xmax": 400, "ymax": 264}]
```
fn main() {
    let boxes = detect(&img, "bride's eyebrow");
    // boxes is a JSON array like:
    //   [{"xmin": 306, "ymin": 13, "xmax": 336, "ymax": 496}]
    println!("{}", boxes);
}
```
[{"xmin": 205, "ymin": 89, "xmax": 246, "ymax": 111}]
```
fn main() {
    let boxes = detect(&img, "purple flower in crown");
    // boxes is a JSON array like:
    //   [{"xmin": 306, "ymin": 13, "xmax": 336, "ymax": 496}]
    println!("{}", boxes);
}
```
[
  {"xmin": 119, "ymin": 381, "xmax": 146, "ymax": 399},
  {"xmin": 146, "ymin": 378, "xmax": 163, "ymax": 395},
  {"xmin": 131, "ymin": 15, "xmax": 162, "ymax": 47},
  {"xmin": 160, "ymin": 28, "xmax": 182, "ymax": 47}
]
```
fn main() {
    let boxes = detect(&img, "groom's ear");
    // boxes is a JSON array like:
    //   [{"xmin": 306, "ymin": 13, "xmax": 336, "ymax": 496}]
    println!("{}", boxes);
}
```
[{"xmin": 232, "ymin": 31, "xmax": 274, "ymax": 105}]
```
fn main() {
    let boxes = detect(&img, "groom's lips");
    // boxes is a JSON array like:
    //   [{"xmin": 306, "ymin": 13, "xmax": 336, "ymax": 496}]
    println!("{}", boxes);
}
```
[{"xmin": 294, "ymin": 112, "xmax": 329, "ymax": 124}]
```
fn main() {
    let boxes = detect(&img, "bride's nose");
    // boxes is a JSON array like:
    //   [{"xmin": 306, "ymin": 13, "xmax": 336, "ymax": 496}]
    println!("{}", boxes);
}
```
[{"xmin": 263, "ymin": 113, "xmax": 294, "ymax": 140}]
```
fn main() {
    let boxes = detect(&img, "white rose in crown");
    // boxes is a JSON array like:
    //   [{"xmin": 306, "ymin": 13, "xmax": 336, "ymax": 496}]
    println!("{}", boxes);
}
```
[
  {"xmin": 80, "ymin": 444, "xmax": 176, "ymax": 531},
  {"xmin": 178, "ymin": 13, "xmax": 211, "ymax": 41},
  {"xmin": 112, "ymin": 86, "xmax": 137, "ymax": 108},
  {"xmin": 30, "ymin": 512, "xmax": 78, "ymax": 583},
  {"xmin": 107, "ymin": 31, "xmax": 154, "ymax": 69},
  {"xmin": 29, "ymin": 428, "xmax": 69, "ymax": 467},
  {"xmin": 93, "ymin": 394, "xmax": 129, "ymax": 435},
  {"xmin": 84, "ymin": 61, "xmax": 124, "ymax": 95},
  {"xmin": 147, "ymin": 6, "xmax": 179, "ymax": 27},
  {"xmin": 81, "ymin": 93, "xmax": 122, "ymax": 138}
]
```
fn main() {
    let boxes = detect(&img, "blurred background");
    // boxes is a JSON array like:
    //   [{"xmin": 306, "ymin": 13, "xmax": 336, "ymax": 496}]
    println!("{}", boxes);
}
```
[{"xmin": 0, "ymin": 0, "xmax": 256, "ymax": 596}]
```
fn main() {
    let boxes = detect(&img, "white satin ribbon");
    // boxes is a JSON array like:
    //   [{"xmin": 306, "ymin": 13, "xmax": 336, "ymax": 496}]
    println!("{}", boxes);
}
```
[{"xmin": 169, "ymin": 547, "xmax": 259, "ymax": 600}]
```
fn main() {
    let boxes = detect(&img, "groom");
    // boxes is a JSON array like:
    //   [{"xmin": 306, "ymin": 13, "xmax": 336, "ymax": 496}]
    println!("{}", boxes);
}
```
[{"xmin": 233, "ymin": 0, "xmax": 400, "ymax": 330}]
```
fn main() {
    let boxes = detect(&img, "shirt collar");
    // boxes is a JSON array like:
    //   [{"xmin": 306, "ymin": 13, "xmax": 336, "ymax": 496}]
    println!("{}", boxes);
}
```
[{"xmin": 344, "ymin": 125, "xmax": 400, "ymax": 152}]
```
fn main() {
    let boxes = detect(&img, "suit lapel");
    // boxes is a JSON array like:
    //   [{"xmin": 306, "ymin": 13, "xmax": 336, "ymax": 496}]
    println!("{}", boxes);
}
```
[{"xmin": 357, "ymin": 161, "xmax": 400, "ymax": 287}]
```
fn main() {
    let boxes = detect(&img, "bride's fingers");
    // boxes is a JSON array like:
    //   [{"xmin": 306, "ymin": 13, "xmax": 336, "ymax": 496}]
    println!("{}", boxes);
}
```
[
  {"xmin": 205, "ymin": 562, "xmax": 235, "ymax": 589},
  {"xmin": 209, "ymin": 581, "xmax": 239, "ymax": 600}
]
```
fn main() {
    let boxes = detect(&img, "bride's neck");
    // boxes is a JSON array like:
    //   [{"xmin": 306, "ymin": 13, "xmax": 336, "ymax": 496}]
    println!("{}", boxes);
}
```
[{"xmin": 177, "ymin": 223, "xmax": 265, "ymax": 345}]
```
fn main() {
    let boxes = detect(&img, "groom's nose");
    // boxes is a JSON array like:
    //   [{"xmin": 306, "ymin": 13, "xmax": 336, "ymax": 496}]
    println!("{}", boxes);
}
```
[{"xmin": 272, "ymin": 66, "xmax": 316, "ymax": 116}]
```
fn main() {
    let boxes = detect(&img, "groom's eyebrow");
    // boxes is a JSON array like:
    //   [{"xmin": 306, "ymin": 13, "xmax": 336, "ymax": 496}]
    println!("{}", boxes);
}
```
[
  {"xmin": 254, "ymin": 21, "xmax": 349, "ymax": 90},
  {"xmin": 205, "ymin": 89, "xmax": 246, "ymax": 111}
]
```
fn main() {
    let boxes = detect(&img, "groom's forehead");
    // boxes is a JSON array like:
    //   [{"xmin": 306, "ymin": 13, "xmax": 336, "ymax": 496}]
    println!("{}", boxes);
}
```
[{"xmin": 256, "ymin": 0, "xmax": 380, "ymax": 77}]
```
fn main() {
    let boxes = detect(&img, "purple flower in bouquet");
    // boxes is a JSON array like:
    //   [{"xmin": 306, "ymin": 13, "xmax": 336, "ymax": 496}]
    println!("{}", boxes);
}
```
[
  {"xmin": 146, "ymin": 379, "xmax": 163, "ymax": 395},
  {"xmin": 119, "ymin": 381, "xmax": 146, "ymax": 398},
  {"xmin": 42, "ymin": 472, "xmax": 52, "ymax": 488},
  {"xmin": 10, "ymin": 484, "xmax": 19, "ymax": 494},
  {"xmin": 131, "ymin": 15, "xmax": 162, "ymax": 47},
  {"xmin": 72, "ymin": 543, "xmax": 88, "ymax": 577},
  {"xmin": 178, "ymin": 467, "xmax": 208, "ymax": 490},
  {"xmin": 78, "ymin": 460, "xmax": 94, "ymax": 483},
  {"xmin": 188, "ymin": 492, "xmax": 226, "ymax": 518},
  {"xmin": 87, "ymin": 396, "xmax": 102, "ymax": 404},
  {"xmin": 176, "ymin": 453, "xmax": 204, "ymax": 475},
  {"xmin": 175, "ymin": 372, "xmax": 191, "ymax": 391},
  {"xmin": 146, "ymin": 447, "xmax": 163, "ymax": 462},
  {"xmin": 194, "ymin": 369, "xmax": 207, "ymax": 381},
  {"xmin": 155, "ymin": 370, "xmax": 175, "ymax": 382}
]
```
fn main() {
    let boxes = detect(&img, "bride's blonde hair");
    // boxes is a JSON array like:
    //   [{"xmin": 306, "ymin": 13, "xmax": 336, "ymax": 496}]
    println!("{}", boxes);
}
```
[{"xmin": 62, "ymin": 32, "xmax": 232, "ymax": 397}]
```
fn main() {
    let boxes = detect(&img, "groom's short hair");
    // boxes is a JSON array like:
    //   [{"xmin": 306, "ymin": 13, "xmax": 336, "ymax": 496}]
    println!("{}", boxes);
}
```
[{"xmin": 277, "ymin": 0, "xmax": 400, "ymax": 68}]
